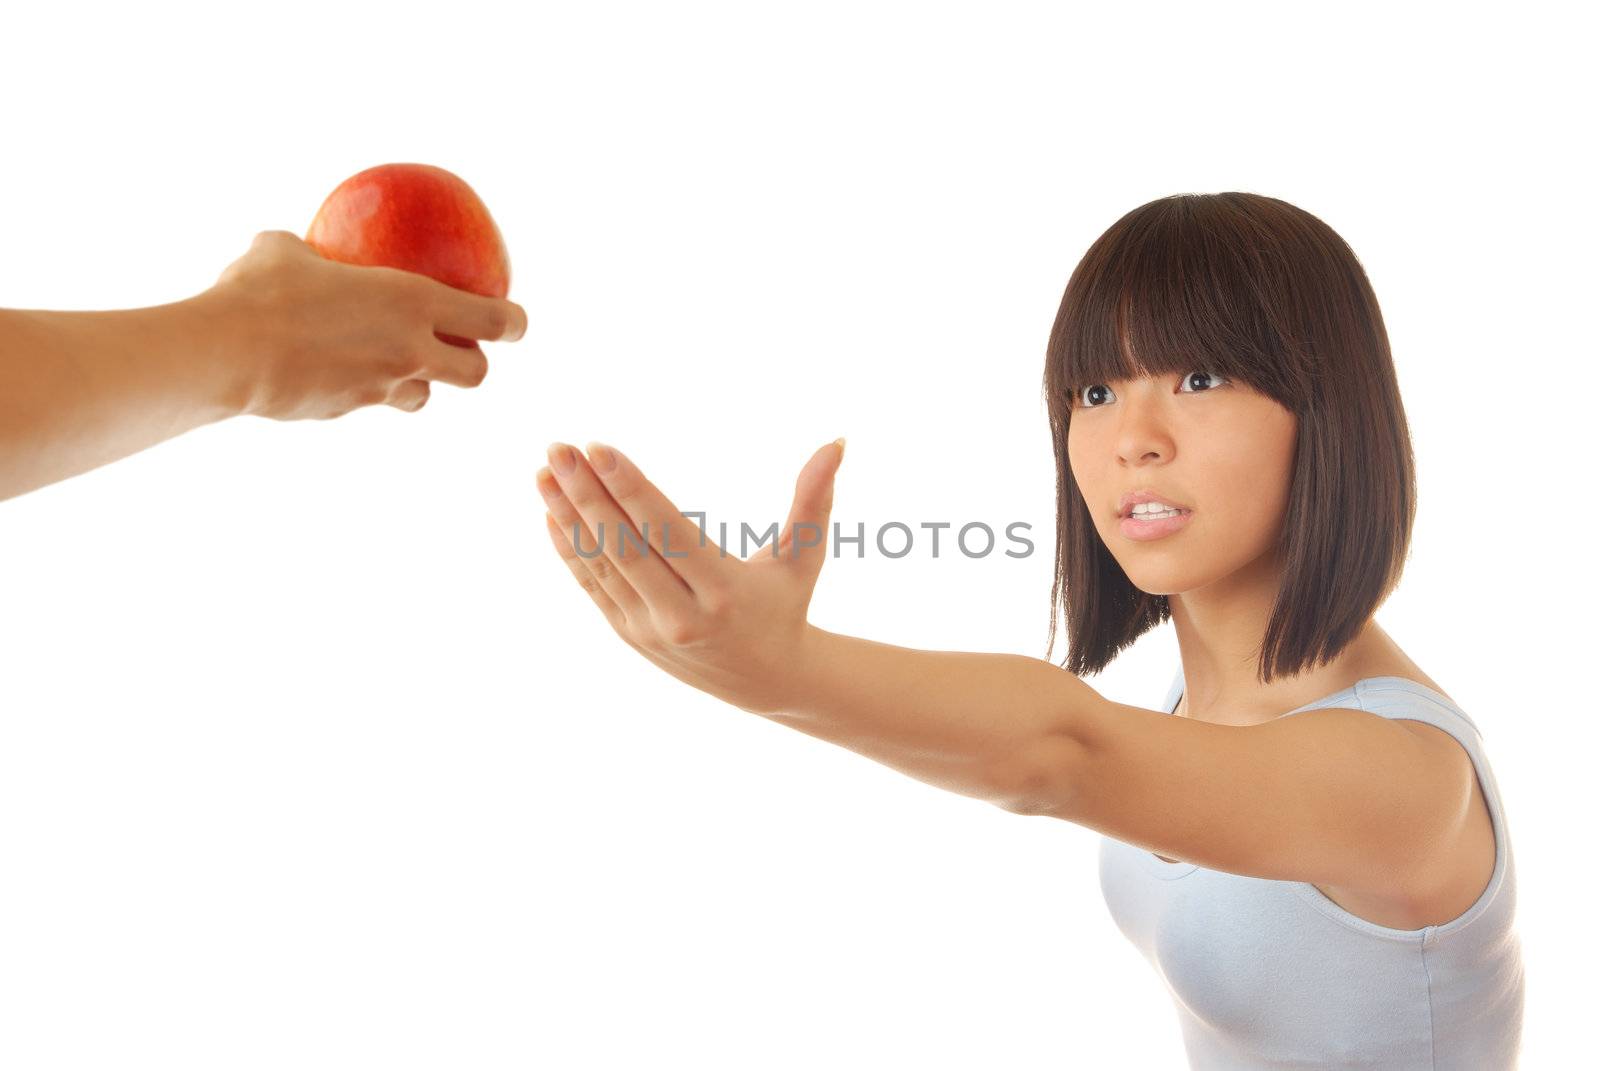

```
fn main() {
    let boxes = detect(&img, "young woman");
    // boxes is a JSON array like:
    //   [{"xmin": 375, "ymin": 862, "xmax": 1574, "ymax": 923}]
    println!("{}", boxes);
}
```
[{"xmin": 537, "ymin": 192, "xmax": 1524, "ymax": 1068}]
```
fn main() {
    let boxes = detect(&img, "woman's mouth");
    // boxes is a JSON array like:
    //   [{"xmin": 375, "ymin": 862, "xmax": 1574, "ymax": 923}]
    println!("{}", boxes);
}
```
[{"xmin": 1118, "ymin": 507, "xmax": 1194, "ymax": 542}]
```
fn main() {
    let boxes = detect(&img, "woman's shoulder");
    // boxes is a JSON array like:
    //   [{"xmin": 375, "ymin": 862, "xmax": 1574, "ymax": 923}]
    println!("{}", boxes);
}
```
[
  {"xmin": 1325, "ymin": 649, "xmax": 1480, "ymax": 738},
  {"xmin": 1343, "ymin": 645, "xmax": 1456, "ymax": 708}
]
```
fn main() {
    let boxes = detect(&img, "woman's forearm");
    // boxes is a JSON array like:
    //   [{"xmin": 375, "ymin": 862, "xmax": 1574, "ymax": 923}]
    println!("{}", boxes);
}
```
[
  {"xmin": 0, "ymin": 292, "xmax": 248, "ymax": 502},
  {"xmin": 774, "ymin": 625, "xmax": 1090, "ymax": 812}
]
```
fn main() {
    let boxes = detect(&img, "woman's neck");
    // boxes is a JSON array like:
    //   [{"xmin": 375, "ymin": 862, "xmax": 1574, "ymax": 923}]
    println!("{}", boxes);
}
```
[{"xmin": 1169, "ymin": 603, "xmax": 1410, "ymax": 727}]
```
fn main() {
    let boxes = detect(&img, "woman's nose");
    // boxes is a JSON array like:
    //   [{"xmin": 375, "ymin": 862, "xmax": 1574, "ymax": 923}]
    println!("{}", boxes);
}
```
[{"xmin": 1114, "ymin": 399, "xmax": 1173, "ymax": 464}]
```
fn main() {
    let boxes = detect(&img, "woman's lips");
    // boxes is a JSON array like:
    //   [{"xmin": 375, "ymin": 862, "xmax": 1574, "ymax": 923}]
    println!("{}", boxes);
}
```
[{"xmin": 1118, "ymin": 508, "xmax": 1194, "ymax": 542}]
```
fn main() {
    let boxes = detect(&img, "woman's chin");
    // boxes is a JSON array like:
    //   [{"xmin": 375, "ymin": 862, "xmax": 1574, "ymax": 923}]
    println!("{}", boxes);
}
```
[{"xmin": 1119, "ymin": 569, "xmax": 1194, "ymax": 599}]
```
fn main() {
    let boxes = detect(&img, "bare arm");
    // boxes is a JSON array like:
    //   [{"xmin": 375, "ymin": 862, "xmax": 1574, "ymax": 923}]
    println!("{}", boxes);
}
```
[
  {"xmin": 771, "ymin": 626, "xmax": 1094, "ymax": 810},
  {"xmin": 0, "ymin": 230, "xmax": 528, "ymax": 503},
  {"xmin": 771, "ymin": 626, "xmax": 1477, "ymax": 915},
  {"xmin": 0, "ymin": 294, "xmax": 247, "ymax": 500}
]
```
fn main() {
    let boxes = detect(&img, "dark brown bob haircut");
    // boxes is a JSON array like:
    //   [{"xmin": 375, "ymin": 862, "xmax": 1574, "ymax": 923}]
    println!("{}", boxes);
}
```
[{"xmin": 1042, "ymin": 192, "xmax": 1416, "ymax": 684}]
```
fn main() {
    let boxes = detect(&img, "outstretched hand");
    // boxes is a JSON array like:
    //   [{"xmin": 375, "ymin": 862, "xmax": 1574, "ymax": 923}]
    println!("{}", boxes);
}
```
[
  {"xmin": 537, "ymin": 439, "xmax": 846, "ymax": 717},
  {"xmin": 205, "ymin": 230, "xmax": 528, "ymax": 419}
]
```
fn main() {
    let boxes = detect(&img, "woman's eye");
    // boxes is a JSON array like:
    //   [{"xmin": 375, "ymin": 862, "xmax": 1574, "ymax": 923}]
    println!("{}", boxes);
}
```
[
  {"xmin": 1178, "ymin": 371, "xmax": 1230, "ymax": 393},
  {"xmin": 1075, "ymin": 372, "xmax": 1230, "ymax": 409},
  {"xmin": 1077, "ymin": 384, "xmax": 1113, "ymax": 408}
]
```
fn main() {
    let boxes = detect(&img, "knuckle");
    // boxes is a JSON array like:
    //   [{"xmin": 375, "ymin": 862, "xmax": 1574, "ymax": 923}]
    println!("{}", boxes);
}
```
[
  {"xmin": 372, "ymin": 270, "xmax": 430, "ymax": 316},
  {"xmin": 617, "ymin": 613, "xmax": 646, "ymax": 642},
  {"xmin": 587, "ymin": 555, "xmax": 618, "ymax": 584},
  {"xmin": 657, "ymin": 614, "xmax": 702, "ymax": 647},
  {"xmin": 610, "ymin": 484, "xmax": 643, "ymax": 515},
  {"xmin": 698, "ymin": 584, "xmax": 734, "ymax": 619},
  {"xmin": 400, "ymin": 271, "xmax": 436, "ymax": 308},
  {"xmin": 252, "ymin": 230, "xmax": 303, "ymax": 262},
  {"xmin": 387, "ymin": 350, "xmax": 425, "ymax": 380}
]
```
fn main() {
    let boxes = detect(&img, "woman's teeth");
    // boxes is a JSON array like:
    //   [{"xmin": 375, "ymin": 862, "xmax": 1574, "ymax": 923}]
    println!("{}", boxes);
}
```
[{"xmin": 1126, "ymin": 502, "xmax": 1190, "ymax": 518}]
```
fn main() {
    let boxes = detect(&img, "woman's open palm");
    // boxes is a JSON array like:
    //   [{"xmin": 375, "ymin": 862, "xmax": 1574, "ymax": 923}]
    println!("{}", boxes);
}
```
[{"xmin": 536, "ymin": 439, "xmax": 845, "ymax": 716}]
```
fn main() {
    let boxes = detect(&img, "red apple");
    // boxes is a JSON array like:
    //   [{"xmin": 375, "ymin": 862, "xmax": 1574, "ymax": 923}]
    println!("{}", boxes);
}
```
[{"xmin": 305, "ymin": 163, "xmax": 512, "ymax": 347}]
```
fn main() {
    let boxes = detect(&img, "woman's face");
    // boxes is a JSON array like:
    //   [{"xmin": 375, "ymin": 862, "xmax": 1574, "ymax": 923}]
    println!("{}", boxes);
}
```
[{"xmin": 1065, "ymin": 370, "xmax": 1299, "ymax": 596}]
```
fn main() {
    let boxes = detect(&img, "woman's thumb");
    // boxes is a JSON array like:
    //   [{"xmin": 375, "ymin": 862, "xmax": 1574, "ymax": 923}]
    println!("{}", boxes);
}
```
[{"xmin": 779, "ymin": 437, "xmax": 845, "ymax": 565}]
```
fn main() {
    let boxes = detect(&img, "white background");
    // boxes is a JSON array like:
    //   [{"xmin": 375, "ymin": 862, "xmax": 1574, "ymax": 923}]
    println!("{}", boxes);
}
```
[{"xmin": 1, "ymin": 1, "xmax": 1591, "ymax": 1067}]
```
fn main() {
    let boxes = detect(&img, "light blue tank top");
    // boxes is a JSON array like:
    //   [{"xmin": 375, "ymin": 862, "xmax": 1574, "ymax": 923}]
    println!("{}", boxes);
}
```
[{"xmin": 1097, "ymin": 668, "xmax": 1525, "ymax": 1069}]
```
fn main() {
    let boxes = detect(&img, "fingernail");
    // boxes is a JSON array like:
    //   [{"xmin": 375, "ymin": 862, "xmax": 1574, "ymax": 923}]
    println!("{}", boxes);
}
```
[
  {"xmin": 833, "ymin": 436, "xmax": 847, "ymax": 461},
  {"xmin": 536, "ymin": 467, "xmax": 560, "ymax": 498},
  {"xmin": 500, "ymin": 310, "xmax": 526, "ymax": 342},
  {"xmin": 587, "ymin": 442, "xmax": 616, "ymax": 475},
  {"xmin": 548, "ymin": 442, "xmax": 575, "ymax": 475}
]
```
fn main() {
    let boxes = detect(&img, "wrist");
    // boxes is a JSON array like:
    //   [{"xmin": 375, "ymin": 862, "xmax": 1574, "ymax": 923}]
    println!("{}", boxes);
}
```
[
  {"xmin": 178, "ymin": 286, "xmax": 263, "ymax": 420},
  {"xmin": 773, "ymin": 622, "xmax": 831, "ymax": 720}
]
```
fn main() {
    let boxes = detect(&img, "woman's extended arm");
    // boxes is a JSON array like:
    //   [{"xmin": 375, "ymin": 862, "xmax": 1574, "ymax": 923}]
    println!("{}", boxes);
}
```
[
  {"xmin": 0, "ymin": 230, "xmax": 527, "ymax": 503},
  {"xmin": 775, "ymin": 626, "xmax": 1092, "ymax": 810},
  {"xmin": 535, "ymin": 443, "xmax": 1489, "ymax": 908},
  {"xmin": 536, "ymin": 438, "xmax": 1084, "ymax": 812}
]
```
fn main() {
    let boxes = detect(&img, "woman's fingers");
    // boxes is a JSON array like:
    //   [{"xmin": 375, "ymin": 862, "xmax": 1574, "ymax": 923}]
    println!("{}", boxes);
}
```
[
  {"xmin": 422, "ymin": 336, "xmax": 491, "ymax": 389},
  {"xmin": 579, "ymin": 442, "xmax": 729, "ymax": 594},
  {"xmin": 543, "ymin": 510, "xmax": 629, "ymax": 627},
  {"xmin": 411, "ymin": 286, "xmax": 519, "ymax": 393},
  {"xmin": 538, "ymin": 466, "xmax": 649, "ymax": 622},
  {"xmin": 430, "ymin": 284, "xmax": 528, "ymax": 344},
  {"xmin": 543, "ymin": 443, "xmax": 698, "ymax": 620},
  {"xmin": 387, "ymin": 378, "xmax": 430, "ymax": 412},
  {"xmin": 546, "ymin": 508, "xmax": 709, "ymax": 679}
]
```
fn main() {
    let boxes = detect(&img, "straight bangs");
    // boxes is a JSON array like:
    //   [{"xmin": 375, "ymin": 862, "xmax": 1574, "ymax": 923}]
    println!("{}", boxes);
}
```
[{"xmin": 1045, "ymin": 194, "xmax": 1320, "ymax": 416}]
